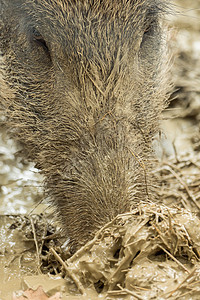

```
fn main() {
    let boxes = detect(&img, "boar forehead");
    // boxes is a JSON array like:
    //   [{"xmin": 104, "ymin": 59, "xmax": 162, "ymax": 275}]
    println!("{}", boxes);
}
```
[{"xmin": 21, "ymin": 0, "xmax": 167, "ymax": 61}]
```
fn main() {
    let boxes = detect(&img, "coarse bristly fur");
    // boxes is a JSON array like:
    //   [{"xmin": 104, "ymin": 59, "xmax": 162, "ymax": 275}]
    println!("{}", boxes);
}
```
[{"xmin": 0, "ymin": 0, "xmax": 171, "ymax": 251}]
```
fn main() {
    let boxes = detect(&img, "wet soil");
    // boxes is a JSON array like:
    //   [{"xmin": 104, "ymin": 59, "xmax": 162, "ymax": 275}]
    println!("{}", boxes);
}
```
[{"xmin": 0, "ymin": 1, "xmax": 200, "ymax": 299}]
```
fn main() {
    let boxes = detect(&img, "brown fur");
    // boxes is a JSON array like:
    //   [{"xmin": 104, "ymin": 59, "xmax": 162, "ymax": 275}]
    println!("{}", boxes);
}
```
[{"xmin": 0, "ymin": 0, "xmax": 171, "ymax": 251}]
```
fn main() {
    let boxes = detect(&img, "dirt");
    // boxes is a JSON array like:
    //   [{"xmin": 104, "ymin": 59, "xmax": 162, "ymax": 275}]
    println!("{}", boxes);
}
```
[{"xmin": 0, "ymin": 1, "xmax": 200, "ymax": 299}]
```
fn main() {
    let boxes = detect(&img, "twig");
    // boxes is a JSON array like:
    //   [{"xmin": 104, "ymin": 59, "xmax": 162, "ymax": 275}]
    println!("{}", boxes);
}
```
[
  {"xmin": 30, "ymin": 217, "xmax": 41, "ymax": 273},
  {"xmin": 117, "ymin": 284, "xmax": 144, "ymax": 300},
  {"xmin": 166, "ymin": 268, "xmax": 196, "ymax": 298},
  {"xmin": 154, "ymin": 225, "xmax": 171, "ymax": 250},
  {"xmin": 163, "ymin": 165, "xmax": 200, "ymax": 210},
  {"xmin": 173, "ymin": 288, "xmax": 197, "ymax": 299},
  {"xmin": 50, "ymin": 247, "xmax": 86, "ymax": 296},
  {"xmin": 172, "ymin": 139, "xmax": 180, "ymax": 163},
  {"xmin": 159, "ymin": 245, "xmax": 190, "ymax": 273},
  {"xmin": 130, "ymin": 284, "xmax": 151, "ymax": 291}
]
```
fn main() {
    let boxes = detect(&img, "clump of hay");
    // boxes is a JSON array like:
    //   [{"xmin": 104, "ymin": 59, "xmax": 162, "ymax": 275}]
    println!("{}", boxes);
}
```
[{"xmin": 51, "ymin": 202, "xmax": 200, "ymax": 299}]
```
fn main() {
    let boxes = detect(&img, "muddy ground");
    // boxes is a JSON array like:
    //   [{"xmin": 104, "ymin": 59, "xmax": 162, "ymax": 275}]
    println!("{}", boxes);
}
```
[{"xmin": 0, "ymin": 1, "xmax": 200, "ymax": 299}]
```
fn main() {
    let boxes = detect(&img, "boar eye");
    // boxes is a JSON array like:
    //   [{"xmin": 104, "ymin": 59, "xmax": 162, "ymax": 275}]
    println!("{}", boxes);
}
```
[
  {"xmin": 141, "ymin": 21, "xmax": 156, "ymax": 46},
  {"xmin": 32, "ymin": 29, "xmax": 49, "ymax": 53},
  {"xmin": 144, "ymin": 25, "xmax": 151, "ymax": 34},
  {"xmin": 144, "ymin": 20, "xmax": 155, "ymax": 35}
]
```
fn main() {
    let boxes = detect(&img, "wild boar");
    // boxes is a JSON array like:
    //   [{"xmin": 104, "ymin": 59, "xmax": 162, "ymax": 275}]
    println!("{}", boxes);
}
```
[{"xmin": 0, "ymin": 0, "xmax": 170, "ymax": 251}]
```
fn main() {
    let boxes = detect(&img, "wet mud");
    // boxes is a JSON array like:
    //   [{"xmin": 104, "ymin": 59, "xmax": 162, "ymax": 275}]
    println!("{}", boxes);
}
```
[{"xmin": 1, "ymin": 1, "xmax": 200, "ymax": 299}]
